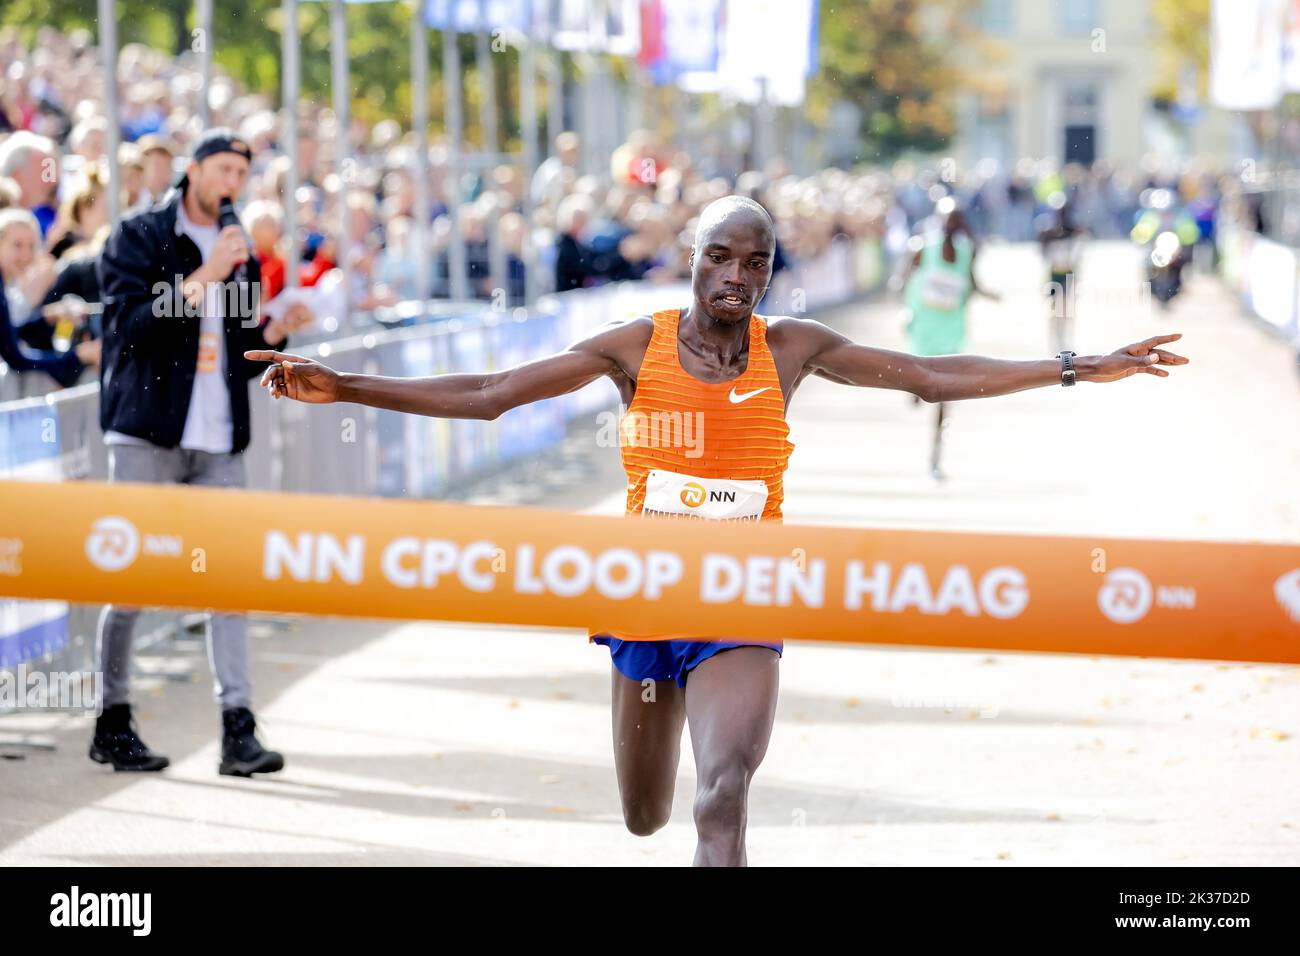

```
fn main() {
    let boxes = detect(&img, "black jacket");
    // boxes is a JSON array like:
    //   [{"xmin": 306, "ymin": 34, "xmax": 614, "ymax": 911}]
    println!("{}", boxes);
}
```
[
  {"xmin": 18, "ymin": 254, "xmax": 102, "ymax": 362},
  {"xmin": 97, "ymin": 188, "xmax": 284, "ymax": 453},
  {"xmin": 41, "ymin": 253, "xmax": 102, "ymax": 314},
  {"xmin": 554, "ymin": 233, "xmax": 599, "ymax": 292}
]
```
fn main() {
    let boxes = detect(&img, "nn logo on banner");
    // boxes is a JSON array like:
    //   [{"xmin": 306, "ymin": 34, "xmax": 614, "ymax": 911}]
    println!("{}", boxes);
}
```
[
  {"xmin": 85, "ymin": 517, "xmax": 139, "ymax": 572},
  {"xmin": 1097, "ymin": 567, "xmax": 1198, "ymax": 625},
  {"xmin": 84, "ymin": 516, "xmax": 185, "ymax": 572}
]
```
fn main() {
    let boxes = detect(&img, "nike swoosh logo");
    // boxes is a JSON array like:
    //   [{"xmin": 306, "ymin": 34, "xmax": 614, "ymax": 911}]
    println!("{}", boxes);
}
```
[{"xmin": 728, "ymin": 386, "xmax": 770, "ymax": 404}]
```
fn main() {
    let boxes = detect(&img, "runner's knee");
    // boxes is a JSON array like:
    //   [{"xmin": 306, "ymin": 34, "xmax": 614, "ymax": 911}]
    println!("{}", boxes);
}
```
[
  {"xmin": 623, "ymin": 798, "xmax": 671, "ymax": 837},
  {"xmin": 693, "ymin": 765, "xmax": 749, "ymax": 834}
]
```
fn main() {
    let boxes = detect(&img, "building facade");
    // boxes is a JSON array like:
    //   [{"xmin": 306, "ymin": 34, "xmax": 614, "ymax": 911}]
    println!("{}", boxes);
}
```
[{"xmin": 953, "ymin": 0, "xmax": 1232, "ymax": 169}]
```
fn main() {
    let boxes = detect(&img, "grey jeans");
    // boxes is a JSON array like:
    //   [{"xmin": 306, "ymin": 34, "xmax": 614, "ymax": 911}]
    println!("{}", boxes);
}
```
[{"xmin": 97, "ymin": 443, "xmax": 253, "ymax": 711}]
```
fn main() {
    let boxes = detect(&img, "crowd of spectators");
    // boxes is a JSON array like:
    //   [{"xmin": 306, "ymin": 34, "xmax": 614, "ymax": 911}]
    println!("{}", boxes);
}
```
[{"xmin": 0, "ymin": 25, "xmax": 1252, "ymax": 399}]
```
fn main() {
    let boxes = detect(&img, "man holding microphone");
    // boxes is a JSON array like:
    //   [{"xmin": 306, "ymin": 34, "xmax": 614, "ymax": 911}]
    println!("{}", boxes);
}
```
[{"xmin": 92, "ymin": 129, "xmax": 313, "ymax": 776}]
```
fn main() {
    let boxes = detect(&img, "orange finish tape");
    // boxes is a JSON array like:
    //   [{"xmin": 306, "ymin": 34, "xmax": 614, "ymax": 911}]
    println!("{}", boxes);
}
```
[{"xmin": 1, "ymin": 480, "xmax": 1298, "ymax": 663}]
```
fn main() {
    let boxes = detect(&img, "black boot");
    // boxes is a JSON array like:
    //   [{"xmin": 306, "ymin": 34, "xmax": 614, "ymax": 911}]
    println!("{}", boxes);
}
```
[
  {"xmin": 219, "ymin": 707, "xmax": 285, "ymax": 777},
  {"xmin": 88, "ymin": 703, "xmax": 170, "ymax": 772}
]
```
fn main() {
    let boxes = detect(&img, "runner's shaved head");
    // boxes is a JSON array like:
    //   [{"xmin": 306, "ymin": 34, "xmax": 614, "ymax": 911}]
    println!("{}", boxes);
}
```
[{"xmin": 695, "ymin": 195, "xmax": 775, "ymax": 250}]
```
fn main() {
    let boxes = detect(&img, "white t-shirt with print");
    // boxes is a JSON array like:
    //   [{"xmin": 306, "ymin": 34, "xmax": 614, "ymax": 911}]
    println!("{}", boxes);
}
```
[{"xmin": 177, "ymin": 204, "xmax": 233, "ymax": 453}]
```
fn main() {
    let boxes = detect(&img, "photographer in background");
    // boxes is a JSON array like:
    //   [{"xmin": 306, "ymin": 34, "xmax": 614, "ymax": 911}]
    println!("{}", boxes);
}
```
[{"xmin": 92, "ymin": 128, "xmax": 313, "ymax": 778}]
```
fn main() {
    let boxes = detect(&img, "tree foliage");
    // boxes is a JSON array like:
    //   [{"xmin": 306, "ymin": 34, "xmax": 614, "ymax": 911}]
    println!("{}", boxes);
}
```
[
  {"xmin": 1149, "ymin": 0, "xmax": 1210, "ymax": 104},
  {"xmin": 812, "ymin": 0, "xmax": 973, "ymax": 161}
]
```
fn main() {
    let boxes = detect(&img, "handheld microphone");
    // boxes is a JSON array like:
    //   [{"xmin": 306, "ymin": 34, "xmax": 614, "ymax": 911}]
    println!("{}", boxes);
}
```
[{"xmin": 216, "ymin": 197, "xmax": 249, "ymax": 285}]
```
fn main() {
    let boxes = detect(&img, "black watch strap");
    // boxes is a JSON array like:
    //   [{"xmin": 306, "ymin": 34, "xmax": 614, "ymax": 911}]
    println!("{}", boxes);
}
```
[{"xmin": 1058, "ymin": 350, "xmax": 1077, "ymax": 387}]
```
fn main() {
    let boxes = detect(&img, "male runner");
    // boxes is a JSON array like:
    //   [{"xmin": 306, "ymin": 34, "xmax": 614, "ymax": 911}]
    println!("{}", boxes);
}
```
[
  {"xmin": 246, "ymin": 195, "xmax": 1188, "ymax": 866},
  {"xmin": 902, "ymin": 197, "xmax": 1000, "ymax": 480},
  {"xmin": 1037, "ymin": 192, "xmax": 1085, "ymax": 354}
]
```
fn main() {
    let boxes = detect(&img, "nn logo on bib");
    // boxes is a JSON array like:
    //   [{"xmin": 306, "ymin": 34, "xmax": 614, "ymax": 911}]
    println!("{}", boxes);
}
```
[
  {"xmin": 680, "ymin": 483, "xmax": 706, "ymax": 508},
  {"xmin": 680, "ymin": 482, "xmax": 745, "ymax": 509}
]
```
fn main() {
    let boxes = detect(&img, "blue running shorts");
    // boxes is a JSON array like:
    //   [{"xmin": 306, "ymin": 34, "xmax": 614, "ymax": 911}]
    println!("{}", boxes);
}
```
[{"xmin": 591, "ymin": 635, "xmax": 783, "ymax": 688}]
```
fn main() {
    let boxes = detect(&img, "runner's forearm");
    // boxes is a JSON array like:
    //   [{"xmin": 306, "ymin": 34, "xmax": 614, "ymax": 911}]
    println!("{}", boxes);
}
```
[
  {"xmin": 337, "ymin": 371, "xmax": 502, "ymax": 419},
  {"xmin": 923, "ymin": 354, "xmax": 1095, "ymax": 402}
]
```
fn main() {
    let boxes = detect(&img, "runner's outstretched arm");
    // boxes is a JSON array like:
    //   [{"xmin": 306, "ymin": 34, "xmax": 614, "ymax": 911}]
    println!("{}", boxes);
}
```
[
  {"xmin": 780, "ymin": 318, "xmax": 1188, "ymax": 404},
  {"xmin": 244, "ymin": 317, "xmax": 650, "ymax": 420}
]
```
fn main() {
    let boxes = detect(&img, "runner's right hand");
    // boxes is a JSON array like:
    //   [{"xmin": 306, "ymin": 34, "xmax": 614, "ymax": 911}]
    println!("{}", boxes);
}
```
[{"xmin": 244, "ymin": 350, "xmax": 341, "ymax": 403}]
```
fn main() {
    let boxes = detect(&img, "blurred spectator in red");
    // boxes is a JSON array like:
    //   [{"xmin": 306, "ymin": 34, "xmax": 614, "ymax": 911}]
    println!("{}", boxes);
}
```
[
  {"xmin": 611, "ymin": 129, "xmax": 664, "ymax": 191},
  {"xmin": 300, "ymin": 234, "xmax": 335, "ymax": 287},
  {"xmin": 242, "ymin": 199, "xmax": 287, "ymax": 300}
]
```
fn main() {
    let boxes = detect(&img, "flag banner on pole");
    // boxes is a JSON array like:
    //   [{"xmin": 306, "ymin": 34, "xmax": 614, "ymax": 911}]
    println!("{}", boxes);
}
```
[
  {"xmin": 1210, "ymin": 0, "xmax": 1285, "ymax": 109},
  {"xmin": 642, "ymin": 0, "xmax": 722, "ymax": 84},
  {"xmin": 637, "ymin": 0, "xmax": 665, "ymax": 67},
  {"xmin": 806, "ymin": 0, "xmax": 819, "ymax": 77},
  {"xmin": 678, "ymin": 0, "xmax": 816, "ymax": 106},
  {"xmin": 422, "ymin": 0, "xmax": 535, "ymax": 33},
  {"xmin": 602, "ymin": 0, "xmax": 641, "ymax": 56},
  {"xmin": 551, "ymin": 0, "xmax": 595, "ymax": 51},
  {"xmin": 1283, "ymin": 0, "xmax": 1300, "ymax": 91},
  {"xmin": 545, "ymin": 0, "xmax": 639, "ymax": 55}
]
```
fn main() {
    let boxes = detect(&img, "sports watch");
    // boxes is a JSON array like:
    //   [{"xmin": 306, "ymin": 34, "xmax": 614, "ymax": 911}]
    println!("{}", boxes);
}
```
[{"xmin": 1057, "ymin": 350, "xmax": 1077, "ymax": 387}]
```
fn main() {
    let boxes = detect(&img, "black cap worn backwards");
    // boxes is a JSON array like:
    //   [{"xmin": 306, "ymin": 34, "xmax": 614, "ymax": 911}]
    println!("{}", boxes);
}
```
[{"xmin": 175, "ymin": 127, "xmax": 253, "ymax": 191}]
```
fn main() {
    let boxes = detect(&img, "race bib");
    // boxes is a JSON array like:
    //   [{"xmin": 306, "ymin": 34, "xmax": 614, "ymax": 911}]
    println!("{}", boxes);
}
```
[
  {"xmin": 641, "ymin": 469, "xmax": 769, "ymax": 522},
  {"xmin": 920, "ymin": 270, "xmax": 965, "ymax": 311}
]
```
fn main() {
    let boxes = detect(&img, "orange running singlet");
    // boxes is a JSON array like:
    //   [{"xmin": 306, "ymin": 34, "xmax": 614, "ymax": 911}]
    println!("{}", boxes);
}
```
[
  {"xmin": 590, "ymin": 308, "xmax": 794, "ymax": 643},
  {"xmin": 621, "ymin": 307, "xmax": 794, "ymax": 520}
]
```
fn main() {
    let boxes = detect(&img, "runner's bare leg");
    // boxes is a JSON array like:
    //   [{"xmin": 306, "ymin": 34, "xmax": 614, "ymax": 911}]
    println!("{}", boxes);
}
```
[
  {"xmin": 685, "ymin": 646, "xmax": 780, "ymax": 866},
  {"xmin": 931, "ymin": 401, "xmax": 948, "ymax": 479},
  {"xmin": 611, "ymin": 668, "xmax": 687, "ymax": 836}
]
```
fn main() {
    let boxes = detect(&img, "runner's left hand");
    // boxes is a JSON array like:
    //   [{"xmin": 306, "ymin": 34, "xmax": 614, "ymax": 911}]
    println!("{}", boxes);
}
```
[{"xmin": 1080, "ymin": 333, "xmax": 1188, "ymax": 383}]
